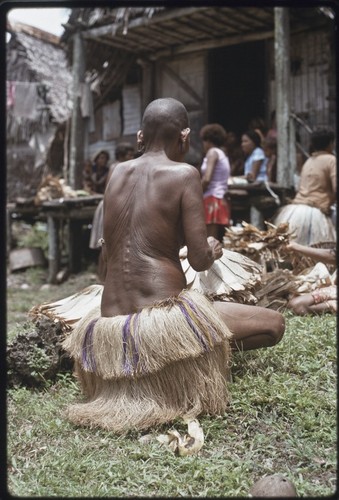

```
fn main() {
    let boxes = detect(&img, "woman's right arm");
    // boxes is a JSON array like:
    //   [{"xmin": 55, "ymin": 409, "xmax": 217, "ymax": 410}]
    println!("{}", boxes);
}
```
[
  {"xmin": 286, "ymin": 241, "xmax": 336, "ymax": 265},
  {"xmin": 181, "ymin": 167, "xmax": 221, "ymax": 271}
]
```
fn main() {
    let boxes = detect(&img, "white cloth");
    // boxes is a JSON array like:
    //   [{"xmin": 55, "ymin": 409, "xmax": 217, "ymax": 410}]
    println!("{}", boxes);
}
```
[
  {"xmin": 244, "ymin": 147, "xmax": 267, "ymax": 181},
  {"xmin": 273, "ymin": 203, "xmax": 336, "ymax": 246}
]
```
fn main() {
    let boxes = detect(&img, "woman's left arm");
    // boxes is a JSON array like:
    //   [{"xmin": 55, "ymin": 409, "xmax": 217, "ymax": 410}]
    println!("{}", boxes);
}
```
[
  {"xmin": 247, "ymin": 159, "xmax": 264, "ymax": 182},
  {"xmin": 201, "ymin": 149, "xmax": 218, "ymax": 191}
]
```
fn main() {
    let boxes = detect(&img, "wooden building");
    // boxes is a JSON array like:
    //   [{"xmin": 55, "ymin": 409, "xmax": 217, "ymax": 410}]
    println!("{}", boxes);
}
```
[
  {"xmin": 6, "ymin": 20, "xmax": 72, "ymax": 201},
  {"xmin": 61, "ymin": 6, "xmax": 336, "ymax": 188}
]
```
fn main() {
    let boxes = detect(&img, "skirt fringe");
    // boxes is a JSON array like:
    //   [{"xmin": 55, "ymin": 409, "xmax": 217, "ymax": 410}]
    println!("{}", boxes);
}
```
[{"xmin": 273, "ymin": 203, "xmax": 336, "ymax": 246}]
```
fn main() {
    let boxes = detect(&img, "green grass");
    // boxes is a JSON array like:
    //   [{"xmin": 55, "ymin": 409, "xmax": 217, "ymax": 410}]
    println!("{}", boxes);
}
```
[{"xmin": 6, "ymin": 268, "xmax": 337, "ymax": 497}]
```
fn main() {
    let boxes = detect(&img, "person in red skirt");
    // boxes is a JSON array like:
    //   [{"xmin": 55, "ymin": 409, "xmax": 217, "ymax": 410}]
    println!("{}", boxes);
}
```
[{"xmin": 200, "ymin": 123, "xmax": 231, "ymax": 242}]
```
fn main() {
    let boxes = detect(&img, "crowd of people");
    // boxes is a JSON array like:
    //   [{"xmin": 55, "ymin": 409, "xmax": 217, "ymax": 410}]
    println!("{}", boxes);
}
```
[{"xmin": 51, "ymin": 97, "xmax": 335, "ymax": 435}]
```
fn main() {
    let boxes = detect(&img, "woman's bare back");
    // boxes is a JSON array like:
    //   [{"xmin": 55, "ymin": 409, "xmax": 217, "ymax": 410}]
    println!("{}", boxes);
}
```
[{"xmin": 100, "ymin": 152, "xmax": 214, "ymax": 316}]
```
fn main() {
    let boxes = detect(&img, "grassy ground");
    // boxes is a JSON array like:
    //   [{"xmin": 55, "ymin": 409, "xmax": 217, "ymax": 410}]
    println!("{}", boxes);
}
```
[{"xmin": 6, "ymin": 265, "xmax": 337, "ymax": 497}]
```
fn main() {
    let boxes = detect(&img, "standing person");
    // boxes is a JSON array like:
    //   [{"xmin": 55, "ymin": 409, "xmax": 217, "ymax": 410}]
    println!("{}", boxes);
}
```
[
  {"xmin": 273, "ymin": 128, "xmax": 336, "ymax": 245},
  {"xmin": 241, "ymin": 130, "xmax": 267, "ymax": 183},
  {"xmin": 61, "ymin": 98, "xmax": 285, "ymax": 433},
  {"xmin": 83, "ymin": 150, "xmax": 110, "ymax": 194},
  {"xmin": 89, "ymin": 142, "xmax": 135, "ymax": 282},
  {"xmin": 200, "ymin": 123, "xmax": 231, "ymax": 242},
  {"xmin": 262, "ymin": 137, "xmax": 277, "ymax": 183},
  {"xmin": 248, "ymin": 116, "xmax": 267, "ymax": 145},
  {"xmin": 82, "ymin": 158, "xmax": 94, "ymax": 193},
  {"xmin": 107, "ymin": 142, "xmax": 135, "ymax": 183},
  {"xmin": 225, "ymin": 130, "xmax": 244, "ymax": 177},
  {"xmin": 266, "ymin": 110, "xmax": 277, "ymax": 140},
  {"xmin": 240, "ymin": 130, "xmax": 268, "ymax": 228}
]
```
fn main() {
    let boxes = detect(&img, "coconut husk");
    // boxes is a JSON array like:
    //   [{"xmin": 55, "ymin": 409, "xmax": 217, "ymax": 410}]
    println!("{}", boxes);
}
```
[
  {"xmin": 254, "ymin": 269, "xmax": 300, "ymax": 310},
  {"xmin": 7, "ymin": 315, "xmax": 73, "ymax": 388}
]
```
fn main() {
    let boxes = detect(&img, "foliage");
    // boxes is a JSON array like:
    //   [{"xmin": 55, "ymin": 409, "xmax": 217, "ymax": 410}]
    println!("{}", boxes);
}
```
[
  {"xmin": 6, "ymin": 269, "xmax": 337, "ymax": 497},
  {"xmin": 15, "ymin": 222, "xmax": 49, "ymax": 257}
]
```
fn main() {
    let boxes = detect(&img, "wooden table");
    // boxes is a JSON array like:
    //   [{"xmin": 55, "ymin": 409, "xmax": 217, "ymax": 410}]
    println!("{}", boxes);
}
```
[
  {"xmin": 40, "ymin": 196, "xmax": 103, "ymax": 283},
  {"xmin": 228, "ymin": 182, "xmax": 294, "ymax": 225},
  {"xmin": 7, "ymin": 202, "xmax": 44, "ymax": 254},
  {"xmin": 7, "ymin": 195, "xmax": 103, "ymax": 283}
]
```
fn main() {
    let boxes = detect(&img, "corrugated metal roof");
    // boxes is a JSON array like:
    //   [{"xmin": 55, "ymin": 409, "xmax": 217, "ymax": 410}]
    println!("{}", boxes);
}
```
[
  {"xmin": 62, "ymin": 6, "xmax": 329, "ymax": 61},
  {"xmin": 60, "ymin": 6, "xmax": 330, "ymax": 105}
]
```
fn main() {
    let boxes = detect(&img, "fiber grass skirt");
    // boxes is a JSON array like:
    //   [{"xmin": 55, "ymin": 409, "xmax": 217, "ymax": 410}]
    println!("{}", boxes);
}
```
[
  {"xmin": 62, "ymin": 289, "xmax": 232, "ymax": 433},
  {"xmin": 273, "ymin": 203, "xmax": 336, "ymax": 246}
]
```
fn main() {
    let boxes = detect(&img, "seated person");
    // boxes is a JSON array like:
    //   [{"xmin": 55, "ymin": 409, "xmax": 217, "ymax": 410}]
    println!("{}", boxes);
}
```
[
  {"xmin": 82, "ymin": 150, "xmax": 110, "ymax": 194},
  {"xmin": 262, "ymin": 137, "xmax": 277, "ymax": 183},
  {"xmin": 61, "ymin": 98, "xmax": 285, "ymax": 434},
  {"xmin": 286, "ymin": 241, "xmax": 336, "ymax": 315},
  {"xmin": 241, "ymin": 130, "xmax": 267, "ymax": 183},
  {"xmin": 89, "ymin": 142, "xmax": 135, "ymax": 282},
  {"xmin": 273, "ymin": 128, "xmax": 336, "ymax": 245}
]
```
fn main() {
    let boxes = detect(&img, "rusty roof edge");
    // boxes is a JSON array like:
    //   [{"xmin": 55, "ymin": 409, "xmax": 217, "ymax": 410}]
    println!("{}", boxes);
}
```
[{"xmin": 7, "ymin": 20, "xmax": 61, "ymax": 46}]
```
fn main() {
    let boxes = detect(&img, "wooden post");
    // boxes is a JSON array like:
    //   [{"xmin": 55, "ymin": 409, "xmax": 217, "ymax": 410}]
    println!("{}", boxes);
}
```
[
  {"xmin": 68, "ymin": 219, "xmax": 83, "ymax": 274},
  {"xmin": 69, "ymin": 31, "xmax": 86, "ymax": 190},
  {"xmin": 289, "ymin": 115, "xmax": 297, "ymax": 187},
  {"xmin": 274, "ymin": 8, "xmax": 293, "ymax": 188}
]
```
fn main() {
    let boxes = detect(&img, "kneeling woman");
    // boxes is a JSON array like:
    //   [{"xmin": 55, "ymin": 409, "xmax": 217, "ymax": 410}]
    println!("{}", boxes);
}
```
[{"xmin": 36, "ymin": 99, "xmax": 285, "ymax": 435}]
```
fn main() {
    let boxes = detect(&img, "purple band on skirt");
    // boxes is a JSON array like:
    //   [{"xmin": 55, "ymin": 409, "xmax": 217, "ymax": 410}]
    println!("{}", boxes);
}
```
[
  {"xmin": 122, "ymin": 313, "xmax": 140, "ymax": 375},
  {"xmin": 82, "ymin": 318, "xmax": 99, "ymax": 371},
  {"xmin": 182, "ymin": 296, "xmax": 218, "ymax": 344},
  {"xmin": 178, "ymin": 302, "xmax": 209, "ymax": 351}
]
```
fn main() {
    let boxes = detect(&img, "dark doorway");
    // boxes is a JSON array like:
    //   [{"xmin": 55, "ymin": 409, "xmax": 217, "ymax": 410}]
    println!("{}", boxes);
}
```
[{"xmin": 208, "ymin": 40, "xmax": 267, "ymax": 137}]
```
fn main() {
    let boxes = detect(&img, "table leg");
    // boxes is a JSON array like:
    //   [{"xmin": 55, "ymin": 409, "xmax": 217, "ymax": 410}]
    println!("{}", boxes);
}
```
[
  {"xmin": 47, "ymin": 216, "xmax": 60, "ymax": 284},
  {"xmin": 68, "ymin": 219, "xmax": 83, "ymax": 274}
]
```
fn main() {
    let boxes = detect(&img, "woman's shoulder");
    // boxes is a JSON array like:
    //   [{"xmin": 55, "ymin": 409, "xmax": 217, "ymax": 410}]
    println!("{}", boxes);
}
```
[
  {"xmin": 311, "ymin": 152, "xmax": 336, "ymax": 167},
  {"xmin": 252, "ymin": 147, "xmax": 265, "ymax": 160},
  {"xmin": 209, "ymin": 147, "xmax": 227, "ymax": 159}
]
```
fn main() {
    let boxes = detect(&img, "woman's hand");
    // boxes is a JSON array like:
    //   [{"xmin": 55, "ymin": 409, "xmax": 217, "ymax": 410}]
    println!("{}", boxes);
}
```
[
  {"xmin": 285, "ymin": 241, "xmax": 301, "ymax": 253},
  {"xmin": 207, "ymin": 236, "xmax": 223, "ymax": 260}
]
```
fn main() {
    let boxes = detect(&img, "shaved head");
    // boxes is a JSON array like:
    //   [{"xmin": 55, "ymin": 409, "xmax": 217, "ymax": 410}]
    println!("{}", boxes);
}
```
[{"xmin": 141, "ymin": 98, "xmax": 189, "ymax": 149}]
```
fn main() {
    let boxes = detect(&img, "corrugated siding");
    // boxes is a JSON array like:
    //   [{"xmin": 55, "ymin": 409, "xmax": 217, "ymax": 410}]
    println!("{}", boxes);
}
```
[
  {"xmin": 268, "ymin": 28, "xmax": 334, "ymax": 151},
  {"xmin": 122, "ymin": 85, "xmax": 142, "ymax": 134},
  {"xmin": 156, "ymin": 52, "xmax": 206, "ymax": 165},
  {"xmin": 158, "ymin": 53, "xmax": 205, "ymax": 108},
  {"xmin": 102, "ymin": 101, "xmax": 121, "ymax": 140}
]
